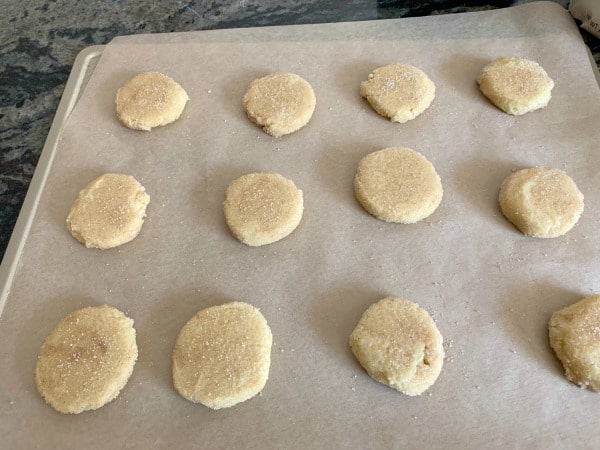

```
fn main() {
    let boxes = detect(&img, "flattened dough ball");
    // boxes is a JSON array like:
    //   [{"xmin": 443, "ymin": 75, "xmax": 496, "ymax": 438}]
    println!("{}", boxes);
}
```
[
  {"xmin": 476, "ymin": 57, "xmax": 554, "ymax": 115},
  {"xmin": 35, "ymin": 305, "xmax": 138, "ymax": 414},
  {"xmin": 243, "ymin": 72, "xmax": 316, "ymax": 137},
  {"xmin": 223, "ymin": 172, "xmax": 303, "ymax": 246},
  {"xmin": 172, "ymin": 302, "xmax": 273, "ymax": 409},
  {"xmin": 499, "ymin": 167, "xmax": 583, "ymax": 238},
  {"xmin": 549, "ymin": 295, "xmax": 600, "ymax": 391},
  {"xmin": 67, "ymin": 173, "xmax": 150, "ymax": 249},
  {"xmin": 349, "ymin": 297, "xmax": 444, "ymax": 396},
  {"xmin": 116, "ymin": 71, "xmax": 189, "ymax": 130},
  {"xmin": 360, "ymin": 63, "xmax": 436, "ymax": 123},
  {"xmin": 354, "ymin": 147, "xmax": 443, "ymax": 223}
]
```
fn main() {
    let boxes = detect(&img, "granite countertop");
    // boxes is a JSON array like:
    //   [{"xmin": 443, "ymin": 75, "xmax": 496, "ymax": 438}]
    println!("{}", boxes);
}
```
[{"xmin": 1, "ymin": 0, "xmax": 599, "ymax": 262}]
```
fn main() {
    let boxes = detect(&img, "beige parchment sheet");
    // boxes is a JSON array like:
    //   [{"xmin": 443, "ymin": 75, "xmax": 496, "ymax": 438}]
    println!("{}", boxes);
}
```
[{"xmin": 2, "ymin": 2, "xmax": 600, "ymax": 448}]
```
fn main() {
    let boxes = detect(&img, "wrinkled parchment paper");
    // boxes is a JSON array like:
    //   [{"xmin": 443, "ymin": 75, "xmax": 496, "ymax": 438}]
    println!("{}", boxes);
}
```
[{"xmin": 2, "ymin": 2, "xmax": 600, "ymax": 448}]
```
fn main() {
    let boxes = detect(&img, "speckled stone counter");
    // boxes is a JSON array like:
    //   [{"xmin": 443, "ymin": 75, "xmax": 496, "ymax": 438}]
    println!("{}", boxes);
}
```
[{"xmin": 1, "ymin": 0, "xmax": 598, "ymax": 261}]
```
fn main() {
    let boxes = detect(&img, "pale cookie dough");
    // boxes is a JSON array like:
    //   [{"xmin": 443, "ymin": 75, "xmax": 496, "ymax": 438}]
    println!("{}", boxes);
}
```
[
  {"xmin": 243, "ymin": 72, "xmax": 316, "ymax": 137},
  {"xmin": 354, "ymin": 147, "xmax": 443, "ymax": 223},
  {"xmin": 549, "ymin": 295, "xmax": 600, "ymax": 392},
  {"xmin": 115, "ymin": 71, "xmax": 189, "ymax": 131},
  {"xmin": 349, "ymin": 297, "xmax": 444, "ymax": 396},
  {"xmin": 223, "ymin": 172, "xmax": 303, "ymax": 246},
  {"xmin": 172, "ymin": 302, "xmax": 273, "ymax": 409},
  {"xmin": 67, "ymin": 173, "xmax": 150, "ymax": 249},
  {"xmin": 498, "ymin": 167, "xmax": 584, "ymax": 238},
  {"xmin": 35, "ymin": 305, "xmax": 138, "ymax": 414},
  {"xmin": 476, "ymin": 57, "xmax": 554, "ymax": 115},
  {"xmin": 360, "ymin": 63, "xmax": 436, "ymax": 123}
]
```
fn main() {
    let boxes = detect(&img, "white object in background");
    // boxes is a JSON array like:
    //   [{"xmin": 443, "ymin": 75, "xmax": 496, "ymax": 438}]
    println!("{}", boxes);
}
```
[{"xmin": 570, "ymin": 0, "xmax": 600, "ymax": 38}]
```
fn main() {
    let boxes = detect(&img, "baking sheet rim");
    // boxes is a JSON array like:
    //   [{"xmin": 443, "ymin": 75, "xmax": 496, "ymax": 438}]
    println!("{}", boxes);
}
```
[{"xmin": 0, "ymin": 45, "xmax": 105, "ymax": 313}]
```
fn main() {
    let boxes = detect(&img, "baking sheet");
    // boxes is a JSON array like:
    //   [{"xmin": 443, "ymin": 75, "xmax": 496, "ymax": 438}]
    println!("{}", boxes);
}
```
[{"xmin": 2, "ymin": 2, "xmax": 600, "ymax": 448}]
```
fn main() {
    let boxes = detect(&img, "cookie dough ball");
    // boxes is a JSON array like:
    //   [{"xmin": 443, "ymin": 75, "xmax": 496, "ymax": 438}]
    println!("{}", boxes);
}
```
[
  {"xmin": 67, "ymin": 173, "xmax": 150, "ymax": 249},
  {"xmin": 223, "ymin": 172, "xmax": 303, "ymax": 246},
  {"xmin": 115, "ymin": 71, "xmax": 189, "ymax": 130},
  {"xmin": 360, "ymin": 63, "xmax": 436, "ymax": 123},
  {"xmin": 549, "ymin": 295, "xmax": 600, "ymax": 391},
  {"xmin": 349, "ymin": 297, "xmax": 444, "ymax": 396},
  {"xmin": 35, "ymin": 305, "xmax": 138, "ymax": 414},
  {"xmin": 499, "ymin": 167, "xmax": 583, "ymax": 238},
  {"xmin": 354, "ymin": 147, "xmax": 443, "ymax": 223},
  {"xmin": 243, "ymin": 72, "xmax": 316, "ymax": 137},
  {"xmin": 476, "ymin": 57, "xmax": 554, "ymax": 115},
  {"xmin": 172, "ymin": 302, "xmax": 273, "ymax": 409}
]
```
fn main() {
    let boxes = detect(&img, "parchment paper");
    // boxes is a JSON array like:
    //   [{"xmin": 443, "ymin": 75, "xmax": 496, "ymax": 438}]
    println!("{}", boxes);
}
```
[{"xmin": 2, "ymin": 2, "xmax": 600, "ymax": 448}]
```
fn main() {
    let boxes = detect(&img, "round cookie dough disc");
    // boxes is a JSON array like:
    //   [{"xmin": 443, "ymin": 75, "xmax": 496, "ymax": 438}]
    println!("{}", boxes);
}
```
[
  {"xmin": 223, "ymin": 172, "xmax": 304, "ymax": 246},
  {"xmin": 349, "ymin": 297, "xmax": 444, "ymax": 396},
  {"xmin": 549, "ymin": 295, "xmax": 600, "ymax": 391},
  {"xmin": 67, "ymin": 173, "xmax": 150, "ymax": 249},
  {"xmin": 498, "ymin": 167, "xmax": 583, "ymax": 238},
  {"xmin": 354, "ymin": 147, "xmax": 443, "ymax": 223},
  {"xmin": 35, "ymin": 305, "xmax": 138, "ymax": 414},
  {"xmin": 360, "ymin": 63, "xmax": 436, "ymax": 123},
  {"xmin": 115, "ymin": 71, "xmax": 189, "ymax": 131},
  {"xmin": 243, "ymin": 72, "xmax": 316, "ymax": 137},
  {"xmin": 172, "ymin": 302, "xmax": 273, "ymax": 409},
  {"xmin": 476, "ymin": 57, "xmax": 554, "ymax": 115}
]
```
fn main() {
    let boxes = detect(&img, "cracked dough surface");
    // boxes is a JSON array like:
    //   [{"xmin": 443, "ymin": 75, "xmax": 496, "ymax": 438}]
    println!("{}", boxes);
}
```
[
  {"xmin": 360, "ymin": 63, "xmax": 436, "ymax": 123},
  {"xmin": 66, "ymin": 173, "xmax": 150, "ymax": 249},
  {"xmin": 172, "ymin": 302, "xmax": 272, "ymax": 409},
  {"xmin": 476, "ymin": 57, "xmax": 554, "ymax": 115},
  {"xmin": 35, "ymin": 305, "xmax": 138, "ymax": 414},
  {"xmin": 354, "ymin": 147, "xmax": 443, "ymax": 223},
  {"xmin": 115, "ymin": 71, "xmax": 189, "ymax": 131},
  {"xmin": 349, "ymin": 297, "xmax": 444, "ymax": 396},
  {"xmin": 549, "ymin": 295, "xmax": 600, "ymax": 392},
  {"xmin": 243, "ymin": 72, "xmax": 316, "ymax": 137},
  {"xmin": 223, "ymin": 172, "xmax": 303, "ymax": 246},
  {"xmin": 498, "ymin": 166, "xmax": 583, "ymax": 238}
]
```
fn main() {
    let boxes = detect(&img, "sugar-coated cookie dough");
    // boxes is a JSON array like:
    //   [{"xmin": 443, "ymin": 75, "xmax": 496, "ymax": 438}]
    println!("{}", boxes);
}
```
[
  {"xmin": 223, "ymin": 172, "xmax": 303, "ymax": 246},
  {"xmin": 67, "ymin": 173, "xmax": 150, "ymax": 249},
  {"xmin": 115, "ymin": 71, "xmax": 189, "ymax": 130},
  {"xmin": 360, "ymin": 63, "xmax": 436, "ymax": 123},
  {"xmin": 243, "ymin": 72, "xmax": 316, "ymax": 137},
  {"xmin": 35, "ymin": 305, "xmax": 138, "ymax": 414},
  {"xmin": 349, "ymin": 297, "xmax": 444, "ymax": 396},
  {"xmin": 476, "ymin": 57, "xmax": 554, "ymax": 115},
  {"xmin": 498, "ymin": 167, "xmax": 583, "ymax": 238},
  {"xmin": 172, "ymin": 302, "xmax": 273, "ymax": 409},
  {"xmin": 549, "ymin": 295, "xmax": 600, "ymax": 392},
  {"xmin": 354, "ymin": 147, "xmax": 443, "ymax": 223}
]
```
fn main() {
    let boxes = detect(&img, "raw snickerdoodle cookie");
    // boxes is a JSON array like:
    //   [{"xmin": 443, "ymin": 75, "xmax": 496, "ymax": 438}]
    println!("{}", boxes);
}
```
[
  {"xmin": 243, "ymin": 72, "xmax": 316, "ymax": 137},
  {"xmin": 115, "ymin": 71, "xmax": 189, "ymax": 130},
  {"xmin": 360, "ymin": 63, "xmax": 436, "ymax": 123},
  {"xmin": 498, "ymin": 166, "xmax": 583, "ymax": 238},
  {"xmin": 549, "ymin": 295, "xmax": 600, "ymax": 392},
  {"xmin": 223, "ymin": 172, "xmax": 303, "ymax": 246},
  {"xmin": 476, "ymin": 57, "xmax": 554, "ymax": 115},
  {"xmin": 172, "ymin": 302, "xmax": 273, "ymax": 409},
  {"xmin": 66, "ymin": 173, "xmax": 150, "ymax": 249},
  {"xmin": 35, "ymin": 305, "xmax": 138, "ymax": 414},
  {"xmin": 349, "ymin": 297, "xmax": 444, "ymax": 396},
  {"xmin": 354, "ymin": 147, "xmax": 443, "ymax": 223}
]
